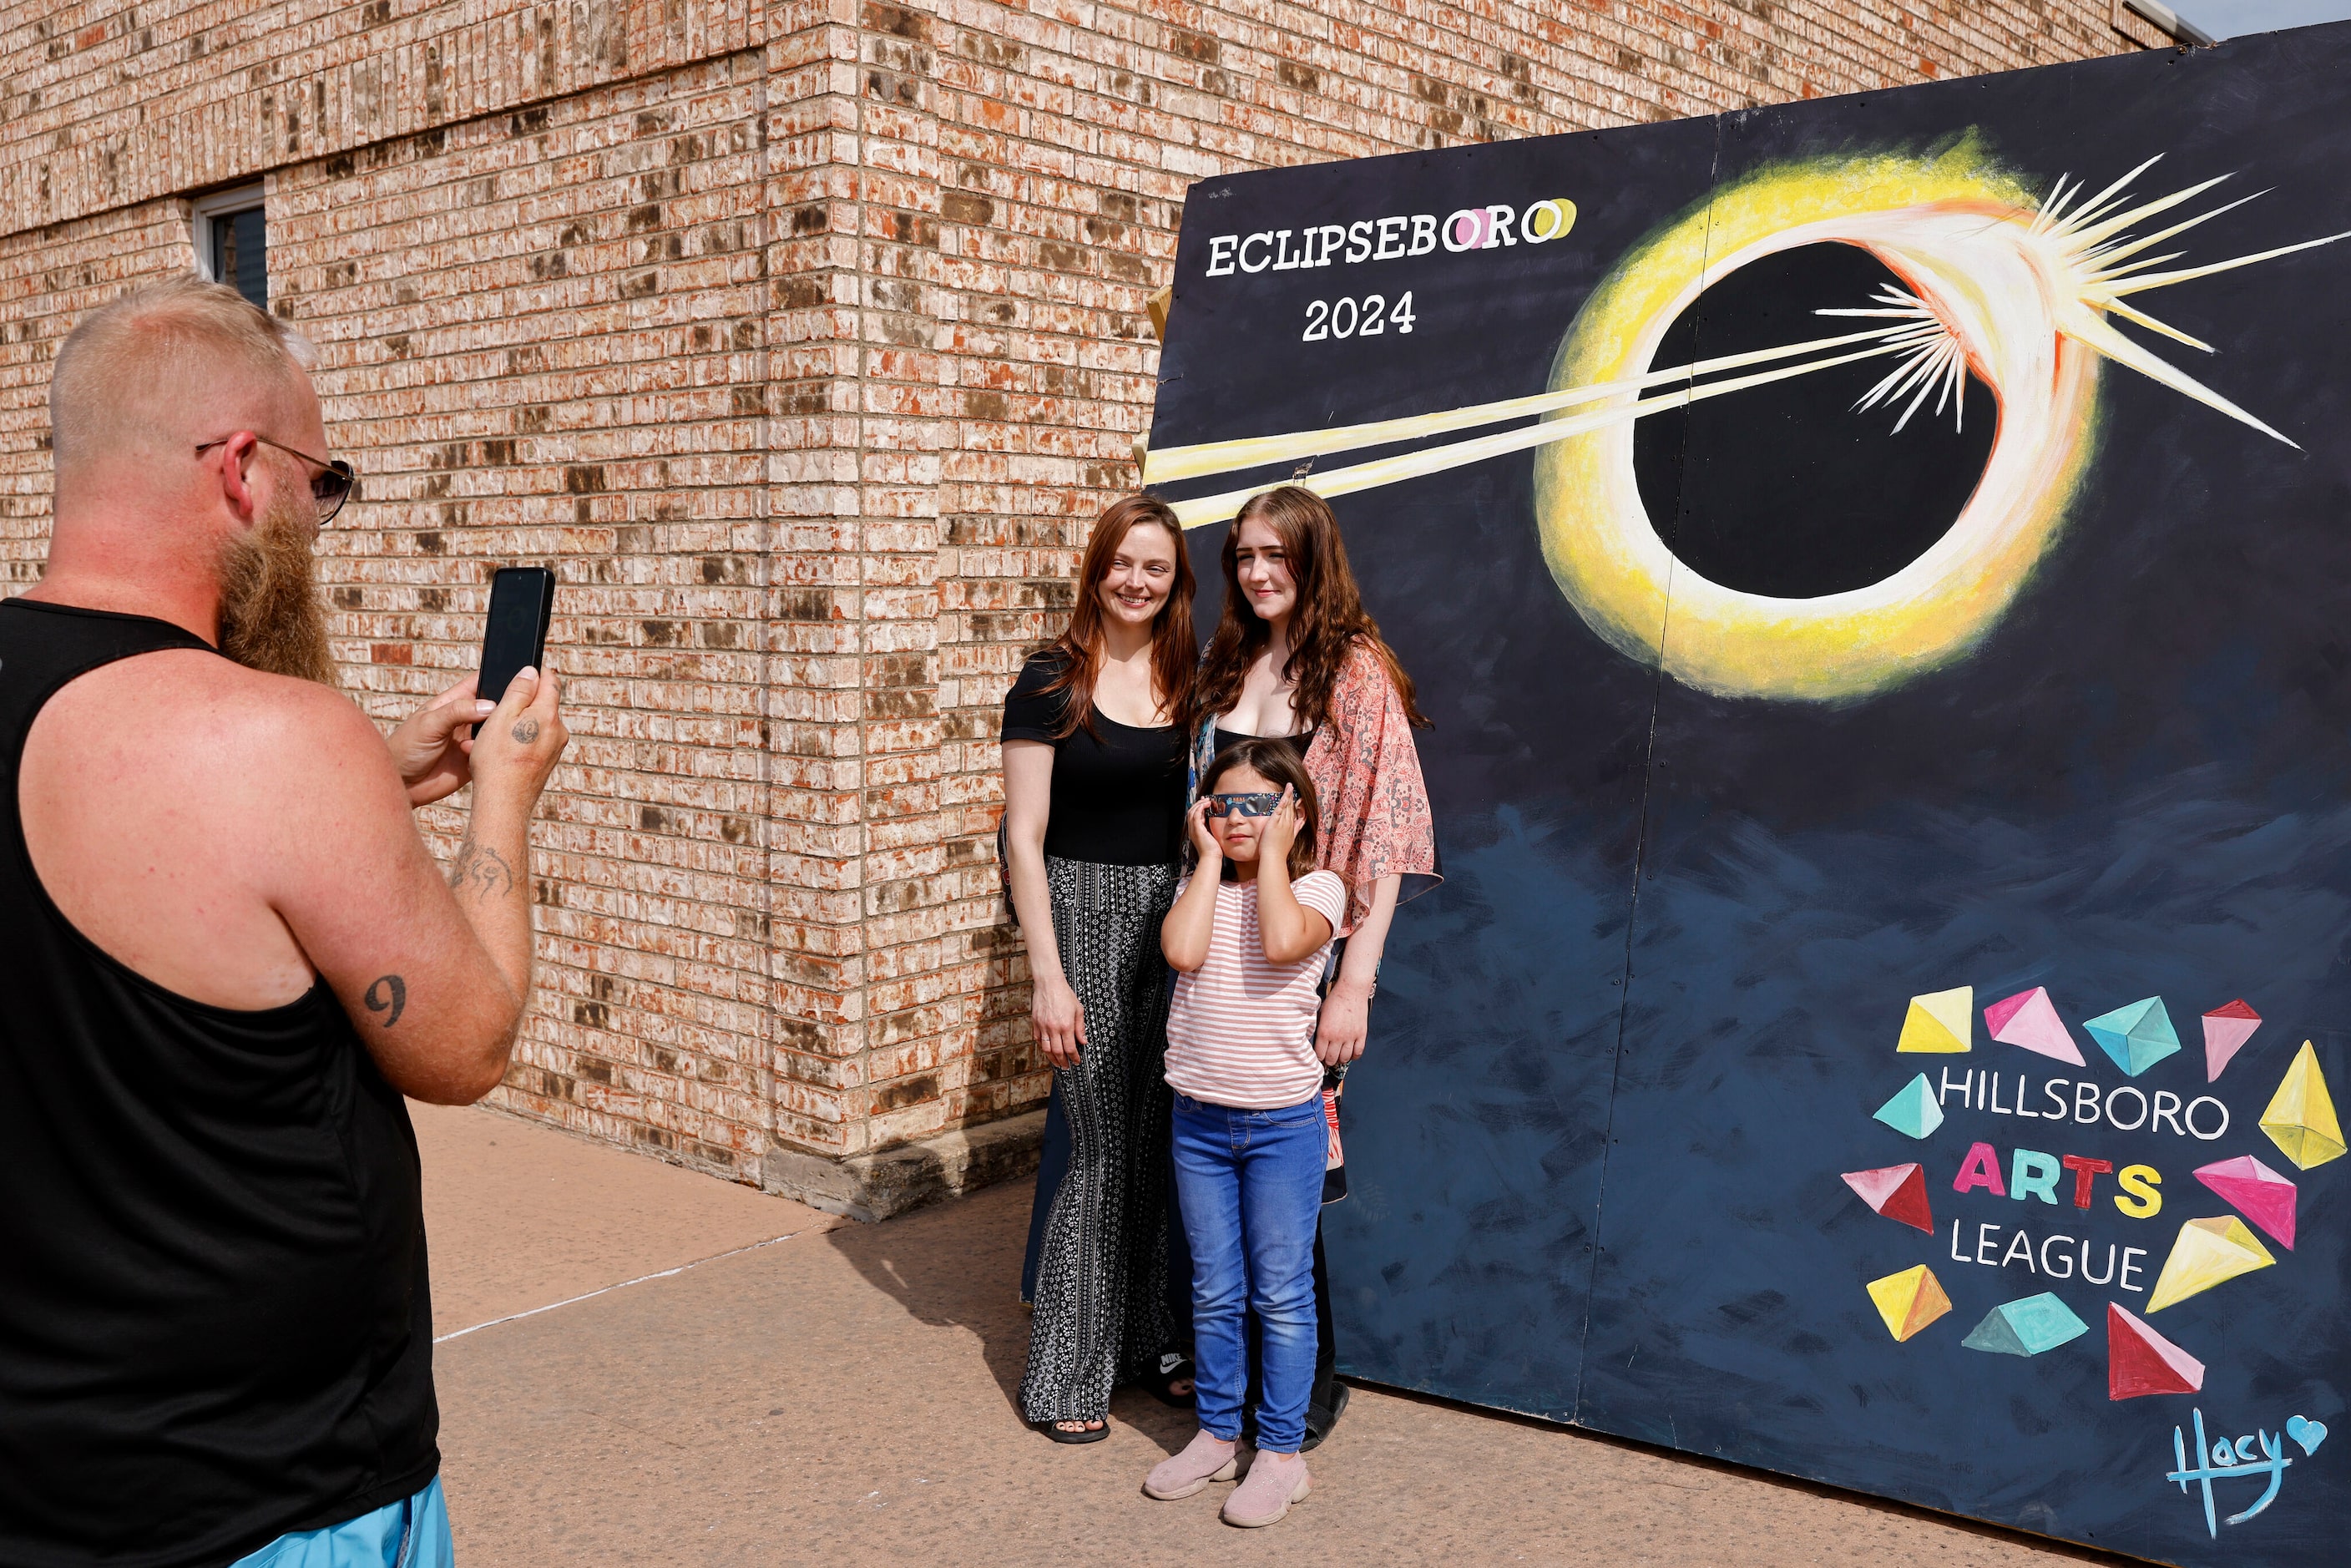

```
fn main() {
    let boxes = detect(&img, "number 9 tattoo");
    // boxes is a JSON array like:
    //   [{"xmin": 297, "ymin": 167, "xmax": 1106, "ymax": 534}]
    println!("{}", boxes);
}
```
[{"xmin": 364, "ymin": 974, "xmax": 407, "ymax": 1028}]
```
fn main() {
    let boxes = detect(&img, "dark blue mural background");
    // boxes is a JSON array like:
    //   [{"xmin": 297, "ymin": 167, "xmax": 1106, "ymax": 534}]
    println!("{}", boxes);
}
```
[{"xmin": 1154, "ymin": 26, "xmax": 2351, "ymax": 1567}]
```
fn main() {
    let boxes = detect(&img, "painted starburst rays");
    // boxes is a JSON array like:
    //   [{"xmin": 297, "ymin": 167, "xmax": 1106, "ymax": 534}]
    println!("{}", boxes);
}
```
[
  {"xmin": 1142, "ymin": 154, "xmax": 2350, "ymax": 526},
  {"xmin": 1827, "ymin": 157, "xmax": 2351, "ymax": 442},
  {"xmin": 1822, "ymin": 286, "xmax": 1971, "ymax": 434},
  {"xmin": 2030, "ymin": 159, "xmax": 2351, "ymax": 447}
]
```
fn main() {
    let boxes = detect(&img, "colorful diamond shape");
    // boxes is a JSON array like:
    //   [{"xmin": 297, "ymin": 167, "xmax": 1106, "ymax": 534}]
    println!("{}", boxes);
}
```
[
  {"xmin": 2201, "ymin": 999, "xmax": 2261, "ymax": 1083},
  {"xmin": 1867, "ymin": 1264, "xmax": 1953, "ymax": 1343},
  {"xmin": 1842, "ymin": 1163, "xmax": 1934, "ymax": 1233},
  {"xmin": 2260, "ymin": 1041, "xmax": 2345, "ymax": 1171},
  {"xmin": 2192, "ymin": 1155, "xmax": 2296, "ymax": 1250},
  {"xmin": 2146, "ymin": 1216, "xmax": 2276, "ymax": 1313},
  {"xmin": 1984, "ymin": 986, "xmax": 2084, "ymax": 1066},
  {"xmin": 1872, "ymin": 1074, "xmax": 1944, "ymax": 1141},
  {"xmin": 1962, "ymin": 1292, "xmax": 2089, "ymax": 1357},
  {"xmin": 2082, "ymin": 997, "xmax": 2182, "ymax": 1077},
  {"xmin": 1896, "ymin": 987, "xmax": 1972, "ymax": 1054},
  {"xmin": 2108, "ymin": 1302, "xmax": 2204, "ymax": 1399}
]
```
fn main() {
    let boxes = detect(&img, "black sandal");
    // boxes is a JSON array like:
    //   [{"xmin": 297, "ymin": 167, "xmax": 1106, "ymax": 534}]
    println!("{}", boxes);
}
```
[
  {"xmin": 1038, "ymin": 1416, "xmax": 1110, "ymax": 1444},
  {"xmin": 1300, "ymin": 1380, "xmax": 1350, "ymax": 1451},
  {"xmin": 1141, "ymin": 1353, "xmax": 1197, "ymax": 1409}
]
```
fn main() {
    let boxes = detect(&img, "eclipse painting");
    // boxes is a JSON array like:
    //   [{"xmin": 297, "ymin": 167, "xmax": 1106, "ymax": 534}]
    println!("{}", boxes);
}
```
[{"xmin": 1146, "ymin": 23, "xmax": 2351, "ymax": 1567}]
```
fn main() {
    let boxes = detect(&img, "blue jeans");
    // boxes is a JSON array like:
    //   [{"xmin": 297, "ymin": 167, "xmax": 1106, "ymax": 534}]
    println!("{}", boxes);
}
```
[
  {"xmin": 231, "ymin": 1479, "xmax": 453, "ymax": 1568},
  {"xmin": 1170, "ymin": 1090, "xmax": 1326, "ymax": 1453}
]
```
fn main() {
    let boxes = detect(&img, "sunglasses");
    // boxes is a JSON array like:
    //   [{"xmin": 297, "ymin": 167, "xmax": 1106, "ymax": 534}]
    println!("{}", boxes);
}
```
[
  {"xmin": 1206, "ymin": 792, "xmax": 1282, "ymax": 818},
  {"xmin": 195, "ymin": 432, "xmax": 359, "ymax": 522}
]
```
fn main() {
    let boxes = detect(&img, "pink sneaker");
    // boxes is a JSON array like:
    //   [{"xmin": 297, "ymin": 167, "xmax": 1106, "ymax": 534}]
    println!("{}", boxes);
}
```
[
  {"xmin": 1221, "ymin": 1450, "xmax": 1310, "ymax": 1527},
  {"xmin": 1143, "ymin": 1429, "xmax": 1241, "ymax": 1500}
]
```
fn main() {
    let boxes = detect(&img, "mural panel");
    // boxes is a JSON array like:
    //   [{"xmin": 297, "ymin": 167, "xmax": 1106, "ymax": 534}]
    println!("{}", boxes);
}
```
[{"xmin": 1149, "ymin": 26, "xmax": 2351, "ymax": 1565}]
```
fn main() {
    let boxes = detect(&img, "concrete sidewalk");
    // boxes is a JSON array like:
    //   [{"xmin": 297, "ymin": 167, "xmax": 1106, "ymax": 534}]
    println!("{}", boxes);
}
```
[{"xmin": 416, "ymin": 1103, "xmax": 2123, "ymax": 1566}]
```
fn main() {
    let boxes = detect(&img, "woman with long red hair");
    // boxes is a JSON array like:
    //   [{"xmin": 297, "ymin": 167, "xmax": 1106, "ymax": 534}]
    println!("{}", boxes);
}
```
[
  {"xmin": 1000, "ymin": 493, "xmax": 1198, "ymax": 1442},
  {"xmin": 1186, "ymin": 484, "xmax": 1438, "ymax": 1448}
]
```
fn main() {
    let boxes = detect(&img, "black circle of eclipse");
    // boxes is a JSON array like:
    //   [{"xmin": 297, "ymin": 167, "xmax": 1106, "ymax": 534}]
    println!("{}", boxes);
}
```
[{"xmin": 1633, "ymin": 241, "xmax": 1999, "ymax": 600}]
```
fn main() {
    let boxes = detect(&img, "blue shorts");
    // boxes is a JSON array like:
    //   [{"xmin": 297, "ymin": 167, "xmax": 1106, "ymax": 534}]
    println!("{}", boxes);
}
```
[{"xmin": 231, "ymin": 1479, "xmax": 452, "ymax": 1568}]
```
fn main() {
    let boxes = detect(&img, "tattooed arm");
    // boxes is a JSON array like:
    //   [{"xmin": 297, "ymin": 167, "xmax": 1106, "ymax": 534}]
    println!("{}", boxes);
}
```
[
  {"xmin": 253, "ymin": 665, "xmax": 569, "ymax": 1102},
  {"xmin": 437, "ymin": 694, "xmax": 557, "ymax": 1026}
]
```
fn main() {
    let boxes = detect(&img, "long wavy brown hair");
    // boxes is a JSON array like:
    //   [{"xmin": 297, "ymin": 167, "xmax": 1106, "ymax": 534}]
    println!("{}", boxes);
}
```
[
  {"xmin": 1195, "ymin": 486, "xmax": 1430, "ymax": 732},
  {"xmin": 1035, "ymin": 493, "xmax": 1196, "ymax": 737}
]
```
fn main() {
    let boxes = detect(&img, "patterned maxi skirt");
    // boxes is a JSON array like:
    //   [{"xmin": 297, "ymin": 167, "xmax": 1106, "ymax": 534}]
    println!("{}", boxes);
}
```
[{"xmin": 1018, "ymin": 857, "xmax": 1181, "ymax": 1424}]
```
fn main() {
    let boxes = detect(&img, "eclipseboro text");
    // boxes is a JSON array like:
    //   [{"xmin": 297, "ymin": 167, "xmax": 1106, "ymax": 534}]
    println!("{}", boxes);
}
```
[{"xmin": 1201, "ymin": 200, "xmax": 1578, "ymax": 277}]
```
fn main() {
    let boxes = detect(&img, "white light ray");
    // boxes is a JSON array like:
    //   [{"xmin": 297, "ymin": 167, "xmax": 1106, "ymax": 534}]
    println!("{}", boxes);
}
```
[
  {"xmin": 2079, "ymin": 191, "xmax": 2263, "ymax": 271},
  {"xmin": 2061, "ymin": 174, "xmax": 2233, "ymax": 253},
  {"xmin": 2101, "ymin": 231, "xmax": 2351, "ymax": 298},
  {"xmin": 1140, "ymin": 323, "xmax": 1915, "ymax": 487},
  {"xmin": 2061, "ymin": 306, "xmax": 2296, "ymax": 447},
  {"xmin": 1165, "ymin": 339, "xmax": 1912, "ymax": 528}
]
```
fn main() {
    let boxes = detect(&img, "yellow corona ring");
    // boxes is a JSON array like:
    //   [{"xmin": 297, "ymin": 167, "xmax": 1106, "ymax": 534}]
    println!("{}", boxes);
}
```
[{"xmin": 1534, "ymin": 150, "xmax": 2106, "ymax": 704}]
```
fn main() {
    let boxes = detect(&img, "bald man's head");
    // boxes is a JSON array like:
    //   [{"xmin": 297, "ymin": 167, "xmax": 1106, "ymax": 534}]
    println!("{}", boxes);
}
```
[{"xmin": 49, "ymin": 274, "xmax": 318, "ymax": 490}]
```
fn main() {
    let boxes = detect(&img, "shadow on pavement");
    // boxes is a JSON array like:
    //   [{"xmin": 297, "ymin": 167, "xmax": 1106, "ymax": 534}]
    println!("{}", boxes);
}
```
[
  {"xmin": 824, "ymin": 1177, "xmax": 1197, "ymax": 1459},
  {"xmin": 822, "ymin": 1179, "xmax": 1036, "ymax": 1413}
]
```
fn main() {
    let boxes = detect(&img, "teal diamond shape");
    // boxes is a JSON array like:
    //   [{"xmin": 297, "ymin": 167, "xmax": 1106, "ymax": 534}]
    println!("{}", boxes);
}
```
[
  {"xmin": 1961, "ymin": 1292, "xmax": 2089, "ymax": 1357},
  {"xmin": 2082, "ymin": 997, "xmax": 2181, "ymax": 1077}
]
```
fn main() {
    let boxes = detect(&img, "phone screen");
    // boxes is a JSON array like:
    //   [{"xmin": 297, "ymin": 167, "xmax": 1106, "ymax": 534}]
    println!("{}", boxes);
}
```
[{"xmin": 478, "ymin": 567, "xmax": 555, "ymax": 706}]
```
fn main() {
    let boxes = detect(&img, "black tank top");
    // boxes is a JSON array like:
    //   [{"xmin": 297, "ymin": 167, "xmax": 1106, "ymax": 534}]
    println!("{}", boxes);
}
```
[
  {"xmin": 1212, "ymin": 724, "xmax": 1319, "ymax": 761},
  {"xmin": 0, "ymin": 599, "xmax": 438, "ymax": 1566}
]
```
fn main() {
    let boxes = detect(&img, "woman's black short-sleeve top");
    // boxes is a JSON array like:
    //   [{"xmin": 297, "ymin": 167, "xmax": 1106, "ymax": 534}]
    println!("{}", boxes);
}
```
[{"xmin": 1002, "ymin": 651, "xmax": 1186, "ymax": 866}]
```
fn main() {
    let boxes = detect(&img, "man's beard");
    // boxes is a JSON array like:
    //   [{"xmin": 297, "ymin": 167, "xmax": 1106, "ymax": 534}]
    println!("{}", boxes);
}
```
[{"xmin": 215, "ymin": 490, "xmax": 336, "ymax": 685}]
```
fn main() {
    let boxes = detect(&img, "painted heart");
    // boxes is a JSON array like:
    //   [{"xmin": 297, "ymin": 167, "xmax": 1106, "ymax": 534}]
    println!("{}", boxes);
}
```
[{"xmin": 2287, "ymin": 1415, "xmax": 2328, "ymax": 1456}]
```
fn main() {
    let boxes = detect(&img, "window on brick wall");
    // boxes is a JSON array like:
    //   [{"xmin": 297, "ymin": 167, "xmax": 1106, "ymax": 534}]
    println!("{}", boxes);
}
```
[{"xmin": 191, "ymin": 185, "xmax": 269, "ymax": 310}]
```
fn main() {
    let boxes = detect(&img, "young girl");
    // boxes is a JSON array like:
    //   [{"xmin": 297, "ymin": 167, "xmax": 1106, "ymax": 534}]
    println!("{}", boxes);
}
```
[
  {"xmin": 1191, "ymin": 485, "xmax": 1438, "ymax": 1444},
  {"xmin": 1145, "ymin": 739, "xmax": 1347, "ymax": 1527}
]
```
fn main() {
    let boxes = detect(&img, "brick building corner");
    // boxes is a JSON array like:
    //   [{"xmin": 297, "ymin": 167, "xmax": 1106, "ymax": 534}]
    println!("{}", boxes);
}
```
[{"xmin": 0, "ymin": 0, "xmax": 2154, "ymax": 1217}]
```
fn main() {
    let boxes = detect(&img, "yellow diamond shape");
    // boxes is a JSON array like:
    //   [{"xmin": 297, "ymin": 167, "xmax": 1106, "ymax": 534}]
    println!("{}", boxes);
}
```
[
  {"xmin": 1896, "ymin": 986, "xmax": 1973, "ymax": 1054},
  {"xmin": 2260, "ymin": 1041, "xmax": 2346, "ymax": 1171},
  {"xmin": 2147, "ymin": 1216, "xmax": 2277, "ymax": 1313},
  {"xmin": 1866, "ymin": 1263, "xmax": 1953, "ymax": 1342}
]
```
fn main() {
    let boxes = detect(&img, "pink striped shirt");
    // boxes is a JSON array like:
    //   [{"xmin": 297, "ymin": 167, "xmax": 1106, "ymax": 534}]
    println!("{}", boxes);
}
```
[{"xmin": 1164, "ymin": 870, "xmax": 1347, "ymax": 1110}]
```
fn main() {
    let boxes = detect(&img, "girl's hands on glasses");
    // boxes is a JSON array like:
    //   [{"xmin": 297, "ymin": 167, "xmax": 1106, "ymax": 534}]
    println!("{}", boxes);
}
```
[
  {"xmin": 1258, "ymin": 785, "xmax": 1301, "ymax": 870},
  {"xmin": 1186, "ymin": 796, "xmax": 1222, "ymax": 863}
]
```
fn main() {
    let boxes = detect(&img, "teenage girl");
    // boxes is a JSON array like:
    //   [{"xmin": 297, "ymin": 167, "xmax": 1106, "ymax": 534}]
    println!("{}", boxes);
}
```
[
  {"xmin": 1191, "ymin": 485, "xmax": 1438, "ymax": 1445},
  {"xmin": 1144, "ymin": 737, "xmax": 1347, "ymax": 1528}
]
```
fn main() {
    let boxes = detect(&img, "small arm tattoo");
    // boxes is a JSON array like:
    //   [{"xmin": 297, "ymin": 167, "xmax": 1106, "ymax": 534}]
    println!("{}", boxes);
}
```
[
  {"xmin": 364, "ymin": 974, "xmax": 407, "ymax": 1027},
  {"xmin": 511, "ymin": 717, "xmax": 540, "ymax": 743},
  {"xmin": 448, "ymin": 836, "xmax": 518, "ymax": 897}
]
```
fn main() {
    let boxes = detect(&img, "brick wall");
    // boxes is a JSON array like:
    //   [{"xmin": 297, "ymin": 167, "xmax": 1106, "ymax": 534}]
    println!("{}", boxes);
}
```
[
  {"xmin": 270, "ymin": 53, "xmax": 779, "ymax": 1174},
  {"xmin": 0, "ymin": 0, "xmax": 2146, "ymax": 1205}
]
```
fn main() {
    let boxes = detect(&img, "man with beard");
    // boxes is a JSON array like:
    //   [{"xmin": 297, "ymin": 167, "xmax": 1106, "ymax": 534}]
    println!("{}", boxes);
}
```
[{"xmin": 0, "ymin": 274, "xmax": 568, "ymax": 1566}]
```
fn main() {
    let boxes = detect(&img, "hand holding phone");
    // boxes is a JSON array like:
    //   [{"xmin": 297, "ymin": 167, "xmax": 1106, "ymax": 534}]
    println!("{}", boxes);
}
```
[
  {"xmin": 382, "ymin": 568, "xmax": 558, "ymax": 807},
  {"xmin": 386, "ymin": 676, "xmax": 493, "ymax": 807},
  {"xmin": 468, "ymin": 568, "xmax": 569, "ymax": 816},
  {"xmin": 478, "ymin": 567, "xmax": 555, "ymax": 706}
]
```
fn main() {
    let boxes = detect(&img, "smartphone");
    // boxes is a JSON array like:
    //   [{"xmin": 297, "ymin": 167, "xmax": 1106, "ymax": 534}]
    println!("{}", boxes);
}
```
[{"xmin": 477, "ymin": 566, "xmax": 555, "ymax": 706}]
